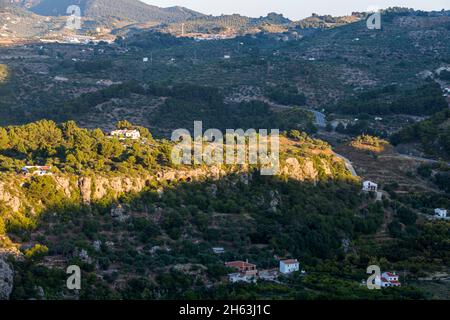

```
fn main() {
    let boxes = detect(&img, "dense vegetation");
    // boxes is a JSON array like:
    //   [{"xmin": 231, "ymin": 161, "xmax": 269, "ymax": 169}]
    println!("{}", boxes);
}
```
[
  {"xmin": 391, "ymin": 109, "xmax": 450, "ymax": 159},
  {"xmin": 328, "ymin": 83, "xmax": 448, "ymax": 116},
  {"xmin": 0, "ymin": 120, "xmax": 161, "ymax": 174},
  {"xmin": 1, "ymin": 8, "xmax": 450, "ymax": 301},
  {"xmin": 30, "ymin": 0, "xmax": 203, "ymax": 23},
  {"xmin": 30, "ymin": 81, "xmax": 316, "ymax": 137},
  {"xmin": 5, "ymin": 165, "xmax": 448, "ymax": 300}
]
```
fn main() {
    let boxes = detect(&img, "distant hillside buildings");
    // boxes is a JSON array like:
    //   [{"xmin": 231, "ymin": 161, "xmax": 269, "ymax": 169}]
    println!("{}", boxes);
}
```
[
  {"xmin": 110, "ymin": 129, "xmax": 141, "ymax": 140},
  {"xmin": 225, "ymin": 258, "xmax": 303, "ymax": 284}
]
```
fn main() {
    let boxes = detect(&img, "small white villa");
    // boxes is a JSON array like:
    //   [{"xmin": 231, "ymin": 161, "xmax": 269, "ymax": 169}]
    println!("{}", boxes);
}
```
[
  {"xmin": 363, "ymin": 181, "xmax": 378, "ymax": 192},
  {"xmin": 435, "ymin": 208, "xmax": 448, "ymax": 219},
  {"xmin": 279, "ymin": 259, "xmax": 300, "ymax": 274},
  {"xmin": 212, "ymin": 247, "xmax": 225, "ymax": 254},
  {"xmin": 21, "ymin": 166, "xmax": 52, "ymax": 176},
  {"xmin": 110, "ymin": 129, "xmax": 141, "ymax": 140},
  {"xmin": 375, "ymin": 272, "xmax": 401, "ymax": 288}
]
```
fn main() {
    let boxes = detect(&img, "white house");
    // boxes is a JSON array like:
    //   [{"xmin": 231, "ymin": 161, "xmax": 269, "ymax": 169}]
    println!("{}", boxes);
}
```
[
  {"xmin": 34, "ymin": 170, "xmax": 52, "ymax": 176},
  {"xmin": 212, "ymin": 247, "xmax": 225, "ymax": 254},
  {"xmin": 21, "ymin": 166, "xmax": 52, "ymax": 176},
  {"xmin": 110, "ymin": 129, "xmax": 141, "ymax": 140},
  {"xmin": 434, "ymin": 208, "xmax": 447, "ymax": 219},
  {"xmin": 363, "ymin": 181, "xmax": 378, "ymax": 192},
  {"xmin": 375, "ymin": 272, "xmax": 401, "ymax": 288},
  {"xmin": 279, "ymin": 259, "xmax": 300, "ymax": 274}
]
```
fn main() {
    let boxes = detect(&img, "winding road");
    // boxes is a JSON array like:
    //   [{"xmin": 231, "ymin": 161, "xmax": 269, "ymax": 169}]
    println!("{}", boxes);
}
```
[{"xmin": 332, "ymin": 151, "xmax": 359, "ymax": 177}]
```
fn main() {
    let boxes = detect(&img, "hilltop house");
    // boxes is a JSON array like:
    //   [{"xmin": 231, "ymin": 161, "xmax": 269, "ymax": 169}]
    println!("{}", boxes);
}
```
[
  {"xmin": 435, "ymin": 208, "xmax": 448, "ymax": 219},
  {"xmin": 110, "ymin": 129, "xmax": 141, "ymax": 140},
  {"xmin": 363, "ymin": 181, "xmax": 378, "ymax": 192},
  {"xmin": 21, "ymin": 166, "xmax": 52, "ymax": 176},
  {"xmin": 279, "ymin": 259, "xmax": 300, "ymax": 274},
  {"xmin": 375, "ymin": 272, "xmax": 401, "ymax": 288}
]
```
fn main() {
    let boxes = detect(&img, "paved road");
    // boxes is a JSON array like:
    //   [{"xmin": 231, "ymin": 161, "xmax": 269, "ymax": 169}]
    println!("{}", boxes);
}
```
[{"xmin": 332, "ymin": 152, "xmax": 359, "ymax": 177}]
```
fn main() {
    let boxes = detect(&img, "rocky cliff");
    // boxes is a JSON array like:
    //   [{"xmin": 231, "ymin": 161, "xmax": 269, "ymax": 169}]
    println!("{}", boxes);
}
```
[{"xmin": 0, "ymin": 154, "xmax": 351, "ymax": 213}]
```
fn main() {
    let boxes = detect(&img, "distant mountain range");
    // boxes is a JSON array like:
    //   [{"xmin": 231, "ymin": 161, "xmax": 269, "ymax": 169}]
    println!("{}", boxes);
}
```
[
  {"xmin": 3, "ymin": 0, "xmax": 204, "ymax": 24},
  {"xmin": 0, "ymin": 0, "xmax": 379, "ymax": 39}
]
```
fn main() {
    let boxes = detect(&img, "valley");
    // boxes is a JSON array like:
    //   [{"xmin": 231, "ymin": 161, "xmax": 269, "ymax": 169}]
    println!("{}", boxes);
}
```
[{"xmin": 0, "ymin": 2, "xmax": 449, "ymax": 301}]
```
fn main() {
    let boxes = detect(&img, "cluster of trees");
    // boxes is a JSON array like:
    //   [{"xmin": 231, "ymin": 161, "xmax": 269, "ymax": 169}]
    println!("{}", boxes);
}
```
[
  {"xmin": 438, "ymin": 70, "xmax": 450, "ymax": 81},
  {"xmin": 0, "ymin": 120, "xmax": 160, "ymax": 174},
  {"xmin": 41, "ymin": 81, "xmax": 145, "ymax": 121},
  {"xmin": 391, "ymin": 109, "xmax": 450, "ymax": 159},
  {"xmin": 148, "ymin": 83, "xmax": 315, "ymax": 135},
  {"xmin": 350, "ymin": 135, "xmax": 389, "ymax": 151},
  {"xmin": 30, "ymin": 81, "xmax": 315, "ymax": 136},
  {"xmin": 266, "ymin": 85, "xmax": 307, "ymax": 106},
  {"xmin": 330, "ymin": 83, "xmax": 447, "ymax": 116},
  {"xmin": 124, "ymin": 31, "xmax": 188, "ymax": 49}
]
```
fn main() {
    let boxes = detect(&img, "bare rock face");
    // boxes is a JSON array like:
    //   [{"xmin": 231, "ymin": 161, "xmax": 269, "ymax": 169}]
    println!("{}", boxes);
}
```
[
  {"xmin": 0, "ymin": 181, "xmax": 21, "ymax": 212},
  {"xmin": 281, "ymin": 158, "xmax": 319, "ymax": 181},
  {"xmin": 0, "ymin": 256, "xmax": 14, "ymax": 300},
  {"xmin": 78, "ymin": 177, "xmax": 92, "ymax": 204},
  {"xmin": 54, "ymin": 176, "xmax": 72, "ymax": 197},
  {"xmin": 321, "ymin": 159, "xmax": 333, "ymax": 176}
]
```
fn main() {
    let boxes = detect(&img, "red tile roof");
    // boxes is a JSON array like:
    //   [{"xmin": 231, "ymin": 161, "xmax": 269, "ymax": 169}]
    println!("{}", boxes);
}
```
[
  {"xmin": 281, "ymin": 259, "xmax": 298, "ymax": 265},
  {"xmin": 225, "ymin": 261, "xmax": 256, "ymax": 269},
  {"xmin": 385, "ymin": 272, "xmax": 397, "ymax": 277}
]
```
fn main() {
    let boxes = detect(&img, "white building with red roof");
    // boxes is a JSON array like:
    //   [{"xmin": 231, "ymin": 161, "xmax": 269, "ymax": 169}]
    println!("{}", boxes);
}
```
[
  {"xmin": 225, "ymin": 261, "xmax": 257, "ymax": 275},
  {"xmin": 225, "ymin": 260, "xmax": 258, "ymax": 283},
  {"xmin": 376, "ymin": 272, "xmax": 401, "ymax": 288},
  {"xmin": 279, "ymin": 259, "xmax": 300, "ymax": 274}
]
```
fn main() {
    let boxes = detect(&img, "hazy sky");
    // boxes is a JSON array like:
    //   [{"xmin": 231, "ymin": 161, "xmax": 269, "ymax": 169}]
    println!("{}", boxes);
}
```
[{"xmin": 143, "ymin": 0, "xmax": 450, "ymax": 20}]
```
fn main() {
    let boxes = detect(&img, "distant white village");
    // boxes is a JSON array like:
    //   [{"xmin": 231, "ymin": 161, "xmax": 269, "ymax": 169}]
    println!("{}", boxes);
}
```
[
  {"xmin": 362, "ymin": 180, "xmax": 447, "ymax": 220},
  {"xmin": 110, "ymin": 129, "xmax": 141, "ymax": 140}
]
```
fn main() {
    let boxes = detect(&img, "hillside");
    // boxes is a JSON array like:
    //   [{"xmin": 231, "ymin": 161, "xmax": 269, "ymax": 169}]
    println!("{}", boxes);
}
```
[
  {"xmin": 29, "ymin": 0, "xmax": 204, "ymax": 23},
  {"xmin": 1, "ymin": 7, "xmax": 450, "ymax": 301},
  {"xmin": 0, "ymin": 121, "xmax": 448, "ymax": 300},
  {"xmin": 392, "ymin": 109, "xmax": 450, "ymax": 160}
]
